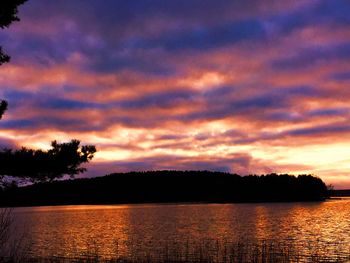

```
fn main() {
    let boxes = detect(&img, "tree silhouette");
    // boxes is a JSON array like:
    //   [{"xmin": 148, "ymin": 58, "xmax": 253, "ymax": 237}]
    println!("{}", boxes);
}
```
[
  {"xmin": 0, "ymin": 140, "xmax": 96, "ymax": 183},
  {"xmin": 0, "ymin": 101, "xmax": 7, "ymax": 120}
]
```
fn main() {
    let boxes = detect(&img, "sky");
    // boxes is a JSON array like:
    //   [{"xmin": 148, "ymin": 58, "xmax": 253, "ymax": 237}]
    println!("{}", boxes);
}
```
[{"xmin": 0, "ymin": 0, "xmax": 349, "ymax": 188}]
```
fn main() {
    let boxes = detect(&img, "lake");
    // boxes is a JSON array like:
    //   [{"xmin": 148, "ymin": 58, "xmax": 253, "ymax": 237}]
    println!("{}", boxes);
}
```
[{"xmin": 7, "ymin": 198, "xmax": 350, "ymax": 261}]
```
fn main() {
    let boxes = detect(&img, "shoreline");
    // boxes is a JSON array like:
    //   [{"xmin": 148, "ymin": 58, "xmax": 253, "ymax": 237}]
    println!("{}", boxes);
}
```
[{"xmin": 1, "ymin": 197, "xmax": 331, "ymax": 208}]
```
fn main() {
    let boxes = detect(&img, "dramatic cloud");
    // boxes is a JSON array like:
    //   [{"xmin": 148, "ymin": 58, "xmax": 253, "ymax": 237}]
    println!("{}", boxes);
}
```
[{"xmin": 0, "ymin": 0, "xmax": 350, "ymax": 188}]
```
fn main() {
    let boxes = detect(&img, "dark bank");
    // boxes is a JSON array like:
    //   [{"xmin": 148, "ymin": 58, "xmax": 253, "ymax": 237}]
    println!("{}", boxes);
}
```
[{"xmin": 0, "ymin": 171, "xmax": 329, "ymax": 207}]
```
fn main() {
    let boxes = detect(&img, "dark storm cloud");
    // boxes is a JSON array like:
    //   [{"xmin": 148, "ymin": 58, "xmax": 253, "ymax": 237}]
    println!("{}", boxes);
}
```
[
  {"xmin": 177, "ymin": 86, "xmax": 319, "ymax": 122},
  {"xmin": 116, "ymin": 89, "xmax": 195, "ymax": 109},
  {"xmin": 230, "ymin": 121, "xmax": 350, "ymax": 145},
  {"xmin": 271, "ymin": 44, "xmax": 350, "ymax": 71},
  {"xmin": 2, "ymin": 90, "xmax": 102, "ymax": 110},
  {"xmin": 308, "ymin": 108, "xmax": 350, "ymax": 117},
  {"xmin": 285, "ymin": 123, "xmax": 350, "ymax": 137},
  {"xmin": 128, "ymin": 19, "xmax": 267, "ymax": 52},
  {"xmin": 330, "ymin": 72, "xmax": 350, "ymax": 81},
  {"xmin": 3, "ymin": 0, "xmax": 309, "ymax": 70}
]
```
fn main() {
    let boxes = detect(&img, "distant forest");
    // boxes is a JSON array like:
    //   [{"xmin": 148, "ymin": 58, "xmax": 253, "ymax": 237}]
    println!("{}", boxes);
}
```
[{"xmin": 0, "ymin": 171, "xmax": 329, "ymax": 206}]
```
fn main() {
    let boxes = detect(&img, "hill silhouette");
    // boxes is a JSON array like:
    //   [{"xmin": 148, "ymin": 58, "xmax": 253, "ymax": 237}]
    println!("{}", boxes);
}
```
[{"xmin": 0, "ymin": 171, "xmax": 328, "ymax": 207}]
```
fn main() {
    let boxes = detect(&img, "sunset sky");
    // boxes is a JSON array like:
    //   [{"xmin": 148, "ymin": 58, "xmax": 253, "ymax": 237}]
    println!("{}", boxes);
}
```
[{"xmin": 0, "ymin": 0, "xmax": 350, "ymax": 188}]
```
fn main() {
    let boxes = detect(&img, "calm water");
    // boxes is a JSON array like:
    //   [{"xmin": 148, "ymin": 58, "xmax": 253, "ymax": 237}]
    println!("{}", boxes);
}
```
[{"xmin": 8, "ymin": 198, "xmax": 350, "ymax": 260}]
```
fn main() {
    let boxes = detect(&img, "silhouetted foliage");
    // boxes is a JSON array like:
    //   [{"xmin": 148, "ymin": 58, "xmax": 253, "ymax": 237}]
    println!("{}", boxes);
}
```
[
  {"xmin": 0, "ymin": 140, "xmax": 96, "ymax": 184},
  {"xmin": 0, "ymin": 171, "xmax": 329, "ymax": 207},
  {"xmin": 0, "ymin": 47, "xmax": 9, "ymax": 65},
  {"xmin": 0, "ymin": 101, "xmax": 7, "ymax": 120}
]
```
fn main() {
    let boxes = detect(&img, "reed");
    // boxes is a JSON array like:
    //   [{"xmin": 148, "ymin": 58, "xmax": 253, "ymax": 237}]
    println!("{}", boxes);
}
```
[
  {"xmin": 2, "ymin": 238, "xmax": 350, "ymax": 263},
  {"xmin": 0, "ymin": 208, "xmax": 29, "ymax": 262},
  {"xmin": 0, "ymin": 208, "xmax": 13, "ymax": 256}
]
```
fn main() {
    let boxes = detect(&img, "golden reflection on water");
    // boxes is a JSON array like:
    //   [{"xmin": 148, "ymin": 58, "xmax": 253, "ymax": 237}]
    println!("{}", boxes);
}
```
[{"xmin": 11, "ymin": 199, "xmax": 350, "ymax": 259}]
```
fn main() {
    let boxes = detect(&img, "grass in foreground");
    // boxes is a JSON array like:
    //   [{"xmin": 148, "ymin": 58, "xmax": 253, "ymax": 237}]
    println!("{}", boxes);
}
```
[{"xmin": 2, "ymin": 239, "xmax": 350, "ymax": 263}]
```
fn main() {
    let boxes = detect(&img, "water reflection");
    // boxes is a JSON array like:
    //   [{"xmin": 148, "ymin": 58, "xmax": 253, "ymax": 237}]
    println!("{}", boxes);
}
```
[{"xmin": 11, "ymin": 199, "xmax": 350, "ymax": 259}]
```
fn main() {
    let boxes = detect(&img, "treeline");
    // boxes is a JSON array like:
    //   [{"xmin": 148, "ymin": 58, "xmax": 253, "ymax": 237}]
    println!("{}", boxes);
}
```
[
  {"xmin": 329, "ymin": 189, "xmax": 350, "ymax": 197},
  {"xmin": 0, "ymin": 171, "xmax": 329, "ymax": 206}
]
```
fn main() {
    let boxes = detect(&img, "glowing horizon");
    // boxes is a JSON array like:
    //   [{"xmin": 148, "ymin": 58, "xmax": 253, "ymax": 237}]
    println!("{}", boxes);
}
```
[{"xmin": 0, "ymin": 0, "xmax": 350, "ymax": 188}]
